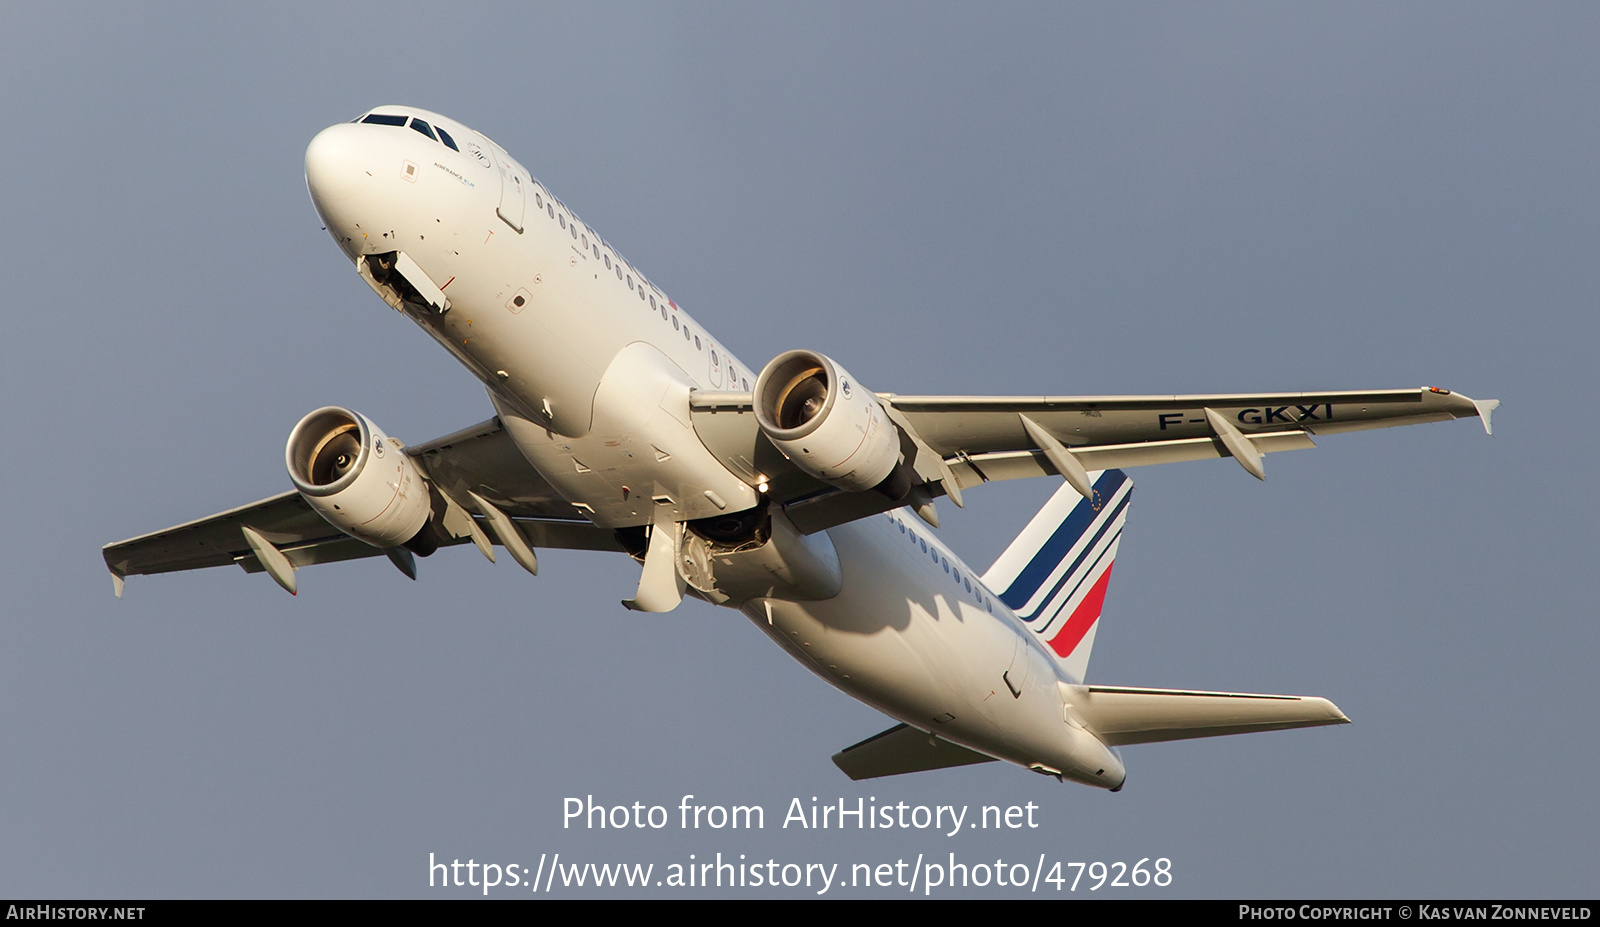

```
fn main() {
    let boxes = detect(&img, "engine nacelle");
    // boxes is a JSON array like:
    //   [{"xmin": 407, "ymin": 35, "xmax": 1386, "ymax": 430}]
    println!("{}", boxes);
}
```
[
  {"xmin": 753, "ymin": 350, "xmax": 901, "ymax": 493},
  {"xmin": 286, "ymin": 407, "xmax": 432, "ymax": 549}
]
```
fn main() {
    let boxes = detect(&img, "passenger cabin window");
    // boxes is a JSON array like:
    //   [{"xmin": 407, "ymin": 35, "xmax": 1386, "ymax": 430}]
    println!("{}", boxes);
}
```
[
  {"xmin": 408, "ymin": 118, "xmax": 436, "ymax": 140},
  {"xmin": 361, "ymin": 113, "xmax": 408, "ymax": 127},
  {"xmin": 534, "ymin": 192, "xmax": 543, "ymax": 207}
]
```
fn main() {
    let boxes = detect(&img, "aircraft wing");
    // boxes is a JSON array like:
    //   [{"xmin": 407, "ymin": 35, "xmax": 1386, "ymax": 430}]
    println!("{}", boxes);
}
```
[
  {"xmin": 689, "ymin": 386, "xmax": 1496, "ymax": 533},
  {"xmin": 103, "ymin": 418, "xmax": 619, "ymax": 594},
  {"xmin": 889, "ymin": 387, "xmax": 1496, "ymax": 488},
  {"xmin": 404, "ymin": 417, "xmax": 595, "ymax": 521}
]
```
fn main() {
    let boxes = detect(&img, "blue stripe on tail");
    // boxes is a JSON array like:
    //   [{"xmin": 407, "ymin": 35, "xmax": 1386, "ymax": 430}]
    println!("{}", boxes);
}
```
[{"xmin": 995, "ymin": 469, "xmax": 1129, "ymax": 611}]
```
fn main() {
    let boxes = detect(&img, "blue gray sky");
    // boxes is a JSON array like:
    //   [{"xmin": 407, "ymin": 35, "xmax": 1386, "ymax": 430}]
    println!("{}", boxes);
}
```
[{"xmin": 1, "ymin": 3, "xmax": 1594, "ymax": 898}]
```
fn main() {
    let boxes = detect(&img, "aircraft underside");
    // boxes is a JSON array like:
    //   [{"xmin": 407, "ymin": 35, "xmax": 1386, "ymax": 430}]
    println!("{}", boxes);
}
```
[{"xmin": 102, "ymin": 105, "xmax": 1494, "ymax": 787}]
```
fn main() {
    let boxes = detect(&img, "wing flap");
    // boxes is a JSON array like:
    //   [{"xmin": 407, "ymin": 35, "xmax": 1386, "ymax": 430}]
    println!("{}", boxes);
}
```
[
  {"xmin": 235, "ymin": 535, "xmax": 391, "ymax": 574},
  {"xmin": 1073, "ymin": 685, "xmax": 1350, "ymax": 746},
  {"xmin": 1304, "ymin": 412, "xmax": 1456, "ymax": 436},
  {"xmin": 832, "ymin": 723, "xmax": 998, "ymax": 780},
  {"xmin": 948, "ymin": 431, "xmax": 1318, "ymax": 489}
]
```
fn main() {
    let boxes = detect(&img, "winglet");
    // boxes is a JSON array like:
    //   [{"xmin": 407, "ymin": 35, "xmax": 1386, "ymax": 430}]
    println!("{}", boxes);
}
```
[
  {"xmin": 110, "ymin": 571, "xmax": 125, "ymax": 598},
  {"xmin": 1472, "ymin": 398, "xmax": 1500, "ymax": 436}
]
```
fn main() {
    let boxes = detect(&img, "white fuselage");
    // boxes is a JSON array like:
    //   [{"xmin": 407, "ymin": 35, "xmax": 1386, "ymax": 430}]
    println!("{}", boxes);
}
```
[{"xmin": 305, "ymin": 107, "xmax": 1122, "ymax": 788}]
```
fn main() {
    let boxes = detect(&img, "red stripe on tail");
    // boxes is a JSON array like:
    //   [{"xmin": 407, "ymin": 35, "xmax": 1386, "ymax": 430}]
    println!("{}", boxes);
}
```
[{"xmin": 1047, "ymin": 562, "xmax": 1115, "ymax": 658}]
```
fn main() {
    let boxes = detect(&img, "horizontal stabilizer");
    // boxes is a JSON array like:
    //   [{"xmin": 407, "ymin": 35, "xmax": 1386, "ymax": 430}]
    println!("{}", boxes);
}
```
[
  {"xmin": 832, "ymin": 723, "xmax": 998, "ymax": 780},
  {"xmin": 1073, "ymin": 685, "xmax": 1349, "ymax": 746}
]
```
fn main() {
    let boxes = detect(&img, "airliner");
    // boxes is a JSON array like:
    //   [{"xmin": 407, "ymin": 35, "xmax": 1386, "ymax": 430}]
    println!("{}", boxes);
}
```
[{"xmin": 103, "ymin": 106, "xmax": 1497, "ymax": 789}]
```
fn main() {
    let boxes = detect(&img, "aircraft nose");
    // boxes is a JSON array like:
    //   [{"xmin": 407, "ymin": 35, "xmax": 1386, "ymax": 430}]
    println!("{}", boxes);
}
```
[{"xmin": 305, "ymin": 123, "xmax": 373, "ymax": 206}]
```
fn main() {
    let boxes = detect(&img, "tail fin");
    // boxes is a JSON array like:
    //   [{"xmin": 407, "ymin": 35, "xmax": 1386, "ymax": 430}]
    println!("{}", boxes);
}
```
[{"xmin": 982, "ymin": 469, "xmax": 1132, "ymax": 683}]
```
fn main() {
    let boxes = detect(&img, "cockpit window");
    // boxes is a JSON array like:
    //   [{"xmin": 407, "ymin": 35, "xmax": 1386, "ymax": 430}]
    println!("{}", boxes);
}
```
[{"xmin": 360, "ymin": 114, "xmax": 464, "ymax": 154}]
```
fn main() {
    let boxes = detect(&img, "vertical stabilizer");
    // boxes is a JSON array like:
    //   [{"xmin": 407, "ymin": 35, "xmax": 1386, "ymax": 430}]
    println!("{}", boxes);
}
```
[{"xmin": 982, "ymin": 470, "xmax": 1131, "ymax": 682}]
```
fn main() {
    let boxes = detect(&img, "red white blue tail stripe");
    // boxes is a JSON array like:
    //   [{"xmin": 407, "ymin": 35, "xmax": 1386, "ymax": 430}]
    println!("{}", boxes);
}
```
[{"xmin": 981, "ymin": 470, "xmax": 1132, "ymax": 683}]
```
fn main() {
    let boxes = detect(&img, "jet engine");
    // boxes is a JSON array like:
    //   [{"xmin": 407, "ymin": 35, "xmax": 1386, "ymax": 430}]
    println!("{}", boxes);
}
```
[
  {"xmin": 286, "ymin": 407, "xmax": 432, "ymax": 549},
  {"xmin": 753, "ymin": 350, "xmax": 904, "ymax": 494}
]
